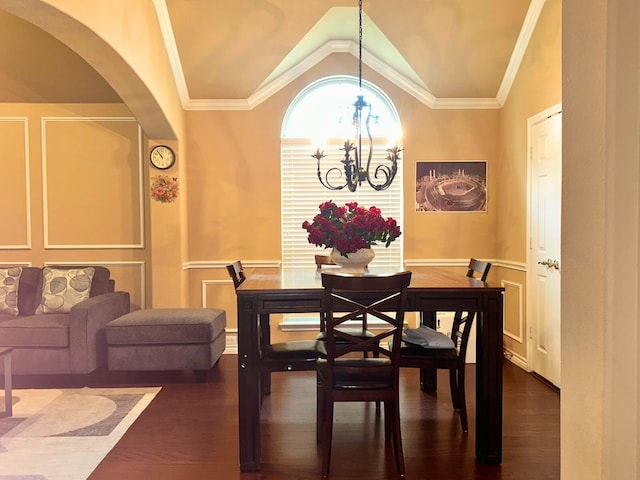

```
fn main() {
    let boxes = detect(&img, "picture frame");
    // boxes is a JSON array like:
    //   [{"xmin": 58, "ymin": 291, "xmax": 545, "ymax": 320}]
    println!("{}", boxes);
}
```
[{"xmin": 415, "ymin": 161, "xmax": 487, "ymax": 212}]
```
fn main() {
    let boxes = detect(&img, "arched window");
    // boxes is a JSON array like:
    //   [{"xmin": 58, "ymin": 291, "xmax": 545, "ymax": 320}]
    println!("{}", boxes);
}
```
[{"xmin": 281, "ymin": 76, "xmax": 403, "ymax": 268}]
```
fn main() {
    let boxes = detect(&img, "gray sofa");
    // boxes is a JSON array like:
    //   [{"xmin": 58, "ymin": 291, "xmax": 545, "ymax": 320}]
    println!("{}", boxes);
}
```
[{"xmin": 0, "ymin": 266, "xmax": 130, "ymax": 375}]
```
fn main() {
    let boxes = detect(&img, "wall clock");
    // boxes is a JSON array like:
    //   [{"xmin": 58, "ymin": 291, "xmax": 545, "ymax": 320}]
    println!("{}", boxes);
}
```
[{"xmin": 150, "ymin": 145, "xmax": 176, "ymax": 170}]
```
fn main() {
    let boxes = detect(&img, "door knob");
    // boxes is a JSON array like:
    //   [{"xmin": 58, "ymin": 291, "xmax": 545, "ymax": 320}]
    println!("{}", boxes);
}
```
[{"xmin": 538, "ymin": 259, "xmax": 560, "ymax": 270}]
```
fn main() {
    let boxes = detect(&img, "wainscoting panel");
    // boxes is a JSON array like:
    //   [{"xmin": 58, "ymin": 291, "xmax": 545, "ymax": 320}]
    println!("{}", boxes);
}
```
[
  {"xmin": 201, "ymin": 278, "xmax": 237, "ymax": 354},
  {"xmin": 502, "ymin": 280, "xmax": 524, "ymax": 343},
  {"xmin": 0, "ymin": 117, "xmax": 31, "ymax": 249},
  {"xmin": 41, "ymin": 118, "xmax": 144, "ymax": 249}
]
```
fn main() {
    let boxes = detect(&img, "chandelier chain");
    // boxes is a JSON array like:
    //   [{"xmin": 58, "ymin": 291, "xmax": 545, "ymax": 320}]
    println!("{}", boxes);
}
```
[{"xmin": 358, "ymin": 0, "xmax": 363, "ymax": 89}]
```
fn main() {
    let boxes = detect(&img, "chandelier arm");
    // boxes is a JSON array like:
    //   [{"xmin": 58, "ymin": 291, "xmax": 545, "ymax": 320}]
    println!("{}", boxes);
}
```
[
  {"xmin": 365, "ymin": 147, "xmax": 402, "ymax": 191},
  {"xmin": 312, "ymin": 149, "xmax": 347, "ymax": 190},
  {"xmin": 320, "ymin": 168, "xmax": 348, "ymax": 190}
]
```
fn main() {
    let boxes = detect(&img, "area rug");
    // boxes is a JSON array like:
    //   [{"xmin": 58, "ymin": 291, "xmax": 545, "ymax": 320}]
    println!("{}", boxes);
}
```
[{"xmin": 0, "ymin": 386, "xmax": 161, "ymax": 480}]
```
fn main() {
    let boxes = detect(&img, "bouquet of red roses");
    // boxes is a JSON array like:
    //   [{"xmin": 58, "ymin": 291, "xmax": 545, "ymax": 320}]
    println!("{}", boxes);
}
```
[{"xmin": 302, "ymin": 201, "xmax": 401, "ymax": 256}]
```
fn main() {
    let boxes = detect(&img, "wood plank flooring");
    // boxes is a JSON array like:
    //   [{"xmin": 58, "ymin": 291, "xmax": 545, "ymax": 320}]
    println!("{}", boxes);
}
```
[{"xmin": 12, "ymin": 356, "xmax": 559, "ymax": 479}]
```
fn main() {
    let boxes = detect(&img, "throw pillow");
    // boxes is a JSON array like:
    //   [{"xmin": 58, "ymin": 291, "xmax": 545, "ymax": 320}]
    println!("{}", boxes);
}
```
[
  {"xmin": 0, "ymin": 266, "xmax": 22, "ymax": 316},
  {"xmin": 35, "ymin": 267, "xmax": 96, "ymax": 314}
]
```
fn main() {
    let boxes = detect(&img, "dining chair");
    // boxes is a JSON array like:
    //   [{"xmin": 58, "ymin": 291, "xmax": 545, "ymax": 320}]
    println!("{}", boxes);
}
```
[
  {"xmin": 226, "ymin": 261, "xmax": 324, "ymax": 397},
  {"xmin": 466, "ymin": 258, "xmax": 491, "ymax": 281},
  {"xmin": 397, "ymin": 258, "xmax": 492, "ymax": 432},
  {"xmin": 314, "ymin": 254, "xmax": 335, "ymax": 269},
  {"xmin": 316, "ymin": 271, "xmax": 411, "ymax": 477}
]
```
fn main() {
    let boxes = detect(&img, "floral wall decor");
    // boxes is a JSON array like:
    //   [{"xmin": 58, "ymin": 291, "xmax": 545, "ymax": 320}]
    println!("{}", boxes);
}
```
[{"xmin": 150, "ymin": 174, "xmax": 179, "ymax": 203}]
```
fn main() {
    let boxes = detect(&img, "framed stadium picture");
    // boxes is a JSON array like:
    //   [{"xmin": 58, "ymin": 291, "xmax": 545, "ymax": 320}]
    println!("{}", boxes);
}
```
[{"xmin": 415, "ymin": 160, "xmax": 487, "ymax": 212}]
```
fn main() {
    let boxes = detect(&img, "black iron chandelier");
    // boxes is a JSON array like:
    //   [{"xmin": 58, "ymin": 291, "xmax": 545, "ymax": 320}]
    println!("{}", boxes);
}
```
[{"xmin": 312, "ymin": 0, "xmax": 402, "ymax": 192}]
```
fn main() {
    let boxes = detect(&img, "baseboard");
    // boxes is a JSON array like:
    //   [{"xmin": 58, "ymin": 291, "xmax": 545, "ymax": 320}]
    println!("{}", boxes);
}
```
[
  {"xmin": 503, "ymin": 347, "xmax": 528, "ymax": 370},
  {"xmin": 223, "ymin": 330, "xmax": 238, "ymax": 354}
]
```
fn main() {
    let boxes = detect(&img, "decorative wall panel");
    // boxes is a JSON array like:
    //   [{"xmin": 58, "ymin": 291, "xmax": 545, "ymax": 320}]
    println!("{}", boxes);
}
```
[
  {"xmin": 0, "ymin": 118, "xmax": 30, "ymax": 249},
  {"xmin": 41, "ymin": 117, "xmax": 143, "ymax": 249}
]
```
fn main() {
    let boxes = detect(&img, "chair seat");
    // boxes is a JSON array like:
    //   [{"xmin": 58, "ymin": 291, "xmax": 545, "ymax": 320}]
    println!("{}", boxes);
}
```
[
  {"xmin": 317, "ymin": 357, "xmax": 393, "ymax": 389},
  {"xmin": 402, "ymin": 325, "xmax": 455, "ymax": 349},
  {"xmin": 263, "ymin": 339, "xmax": 325, "ymax": 361},
  {"xmin": 315, "ymin": 327, "xmax": 376, "ymax": 341},
  {"xmin": 397, "ymin": 341, "xmax": 457, "ymax": 359}
]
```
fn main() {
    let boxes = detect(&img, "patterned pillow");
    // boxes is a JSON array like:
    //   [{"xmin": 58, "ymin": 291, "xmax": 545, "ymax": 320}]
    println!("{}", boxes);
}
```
[
  {"xmin": 35, "ymin": 267, "xmax": 96, "ymax": 314},
  {"xmin": 0, "ymin": 266, "xmax": 22, "ymax": 316}
]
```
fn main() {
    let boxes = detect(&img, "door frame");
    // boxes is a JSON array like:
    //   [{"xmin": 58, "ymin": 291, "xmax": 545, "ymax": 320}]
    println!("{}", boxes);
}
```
[{"xmin": 526, "ymin": 102, "xmax": 562, "ymax": 372}]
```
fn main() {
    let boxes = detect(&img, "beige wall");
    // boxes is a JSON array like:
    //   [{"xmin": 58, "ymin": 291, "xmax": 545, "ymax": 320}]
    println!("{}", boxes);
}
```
[
  {"xmin": 0, "ymin": 103, "xmax": 149, "ymax": 311},
  {"xmin": 497, "ymin": 0, "xmax": 561, "ymax": 361},
  {"xmin": 563, "ymin": 0, "xmax": 640, "ymax": 478},
  {"xmin": 0, "ymin": 1, "xmax": 562, "ymax": 364},
  {"xmin": 184, "ymin": 55, "xmax": 502, "ymax": 341}
]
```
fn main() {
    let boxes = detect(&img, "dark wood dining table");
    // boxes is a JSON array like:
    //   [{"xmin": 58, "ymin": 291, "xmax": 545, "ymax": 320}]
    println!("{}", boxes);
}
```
[{"xmin": 235, "ymin": 267, "xmax": 504, "ymax": 471}]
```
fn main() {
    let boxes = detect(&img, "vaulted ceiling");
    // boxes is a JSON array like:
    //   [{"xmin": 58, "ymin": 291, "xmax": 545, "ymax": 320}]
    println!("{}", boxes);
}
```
[{"xmin": 0, "ymin": 0, "xmax": 542, "ymax": 109}]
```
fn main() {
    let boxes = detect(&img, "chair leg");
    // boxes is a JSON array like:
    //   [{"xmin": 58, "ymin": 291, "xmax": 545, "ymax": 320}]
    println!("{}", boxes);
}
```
[
  {"xmin": 449, "ymin": 368, "xmax": 459, "ymax": 410},
  {"xmin": 317, "ymin": 377, "xmax": 324, "ymax": 444},
  {"xmin": 374, "ymin": 343, "xmax": 381, "ymax": 410},
  {"xmin": 321, "ymin": 399, "xmax": 334, "ymax": 477},
  {"xmin": 457, "ymin": 366, "xmax": 469, "ymax": 433},
  {"xmin": 390, "ymin": 397, "xmax": 405, "ymax": 476},
  {"xmin": 383, "ymin": 400, "xmax": 392, "ymax": 440}
]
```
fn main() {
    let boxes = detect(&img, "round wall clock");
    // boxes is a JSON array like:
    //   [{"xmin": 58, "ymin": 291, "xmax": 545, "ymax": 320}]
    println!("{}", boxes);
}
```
[{"xmin": 150, "ymin": 145, "xmax": 176, "ymax": 170}]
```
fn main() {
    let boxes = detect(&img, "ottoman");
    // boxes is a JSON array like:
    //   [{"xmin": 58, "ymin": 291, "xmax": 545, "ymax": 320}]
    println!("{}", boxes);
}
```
[{"xmin": 106, "ymin": 308, "xmax": 226, "ymax": 382}]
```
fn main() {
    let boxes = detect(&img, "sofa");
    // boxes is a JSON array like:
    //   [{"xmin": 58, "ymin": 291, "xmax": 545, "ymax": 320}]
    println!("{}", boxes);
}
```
[{"xmin": 0, "ymin": 265, "xmax": 130, "ymax": 375}]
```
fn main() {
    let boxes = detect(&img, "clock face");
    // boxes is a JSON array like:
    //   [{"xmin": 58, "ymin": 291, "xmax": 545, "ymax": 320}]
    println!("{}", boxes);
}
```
[{"xmin": 150, "ymin": 145, "xmax": 176, "ymax": 170}]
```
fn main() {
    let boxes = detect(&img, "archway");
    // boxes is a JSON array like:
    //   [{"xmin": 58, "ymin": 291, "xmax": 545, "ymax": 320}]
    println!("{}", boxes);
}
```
[{"xmin": 0, "ymin": 0, "xmax": 179, "ymax": 139}]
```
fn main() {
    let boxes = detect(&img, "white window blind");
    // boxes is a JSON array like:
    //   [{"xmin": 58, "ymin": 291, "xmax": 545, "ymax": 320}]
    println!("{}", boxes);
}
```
[{"xmin": 281, "ymin": 77, "xmax": 403, "ymax": 270}]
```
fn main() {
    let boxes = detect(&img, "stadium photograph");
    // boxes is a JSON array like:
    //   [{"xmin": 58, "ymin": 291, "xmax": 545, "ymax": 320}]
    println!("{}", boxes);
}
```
[{"xmin": 415, "ymin": 161, "xmax": 487, "ymax": 212}]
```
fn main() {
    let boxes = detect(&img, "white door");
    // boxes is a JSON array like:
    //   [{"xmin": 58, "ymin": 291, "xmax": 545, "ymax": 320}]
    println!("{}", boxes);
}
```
[{"xmin": 529, "ymin": 107, "xmax": 562, "ymax": 387}]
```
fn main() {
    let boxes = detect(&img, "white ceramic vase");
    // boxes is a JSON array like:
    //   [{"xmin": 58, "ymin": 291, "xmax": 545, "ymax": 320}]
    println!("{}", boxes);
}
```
[{"xmin": 330, "ymin": 247, "xmax": 375, "ymax": 273}]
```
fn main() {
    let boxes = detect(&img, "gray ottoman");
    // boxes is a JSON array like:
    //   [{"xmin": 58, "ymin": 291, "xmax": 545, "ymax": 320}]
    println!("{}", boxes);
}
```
[{"xmin": 106, "ymin": 308, "xmax": 226, "ymax": 382}]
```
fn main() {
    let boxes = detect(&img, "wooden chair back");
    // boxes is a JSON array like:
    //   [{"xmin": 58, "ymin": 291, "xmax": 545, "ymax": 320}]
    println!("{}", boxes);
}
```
[
  {"xmin": 321, "ymin": 272, "xmax": 411, "ymax": 369},
  {"xmin": 315, "ymin": 254, "xmax": 335, "ymax": 269},
  {"xmin": 467, "ymin": 258, "xmax": 491, "ymax": 281},
  {"xmin": 226, "ymin": 260, "xmax": 245, "ymax": 289}
]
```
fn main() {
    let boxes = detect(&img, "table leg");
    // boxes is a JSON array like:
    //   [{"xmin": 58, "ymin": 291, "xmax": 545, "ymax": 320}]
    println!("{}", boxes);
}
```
[
  {"xmin": 3, "ymin": 352, "xmax": 11, "ymax": 417},
  {"xmin": 419, "ymin": 311, "xmax": 437, "ymax": 391},
  {"xmin": 259, "ymin": 314, "xmax": 271, "ymax": 395},
  {"xmin": 475, "ymin": 292, "xmax": 504, "ymax": 465},
  {"xmin": 237, "ymin": 295, "xmax": 262, "ymax": 471}
]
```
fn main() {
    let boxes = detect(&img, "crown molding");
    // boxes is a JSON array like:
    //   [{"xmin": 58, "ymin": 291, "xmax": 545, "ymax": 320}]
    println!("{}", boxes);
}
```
[
  {"xmin": 496, "ymin": 0, "xmax": 547, "ymax": 106},
  {"xmin": 156, "ymin": 0, "xmax": 547, "ymax": 111},
  {"xmin": 152, "ymin": 0, "xmax": 191, "ymax": 108},
  {"xmin": 431, "ymin": 98, "xmax": 502, "ymax": 110}
]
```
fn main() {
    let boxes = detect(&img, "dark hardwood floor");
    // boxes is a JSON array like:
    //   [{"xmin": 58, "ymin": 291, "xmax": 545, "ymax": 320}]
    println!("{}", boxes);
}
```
[{"xmin": 12, "ymin": 355, "xmax": 559, "ymax": 479}]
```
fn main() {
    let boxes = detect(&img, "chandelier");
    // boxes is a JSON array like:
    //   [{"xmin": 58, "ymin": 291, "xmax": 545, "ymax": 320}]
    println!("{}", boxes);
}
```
[{"xmin": 312, "ymin": 0, "xmax": 402, "ymax": 192}]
